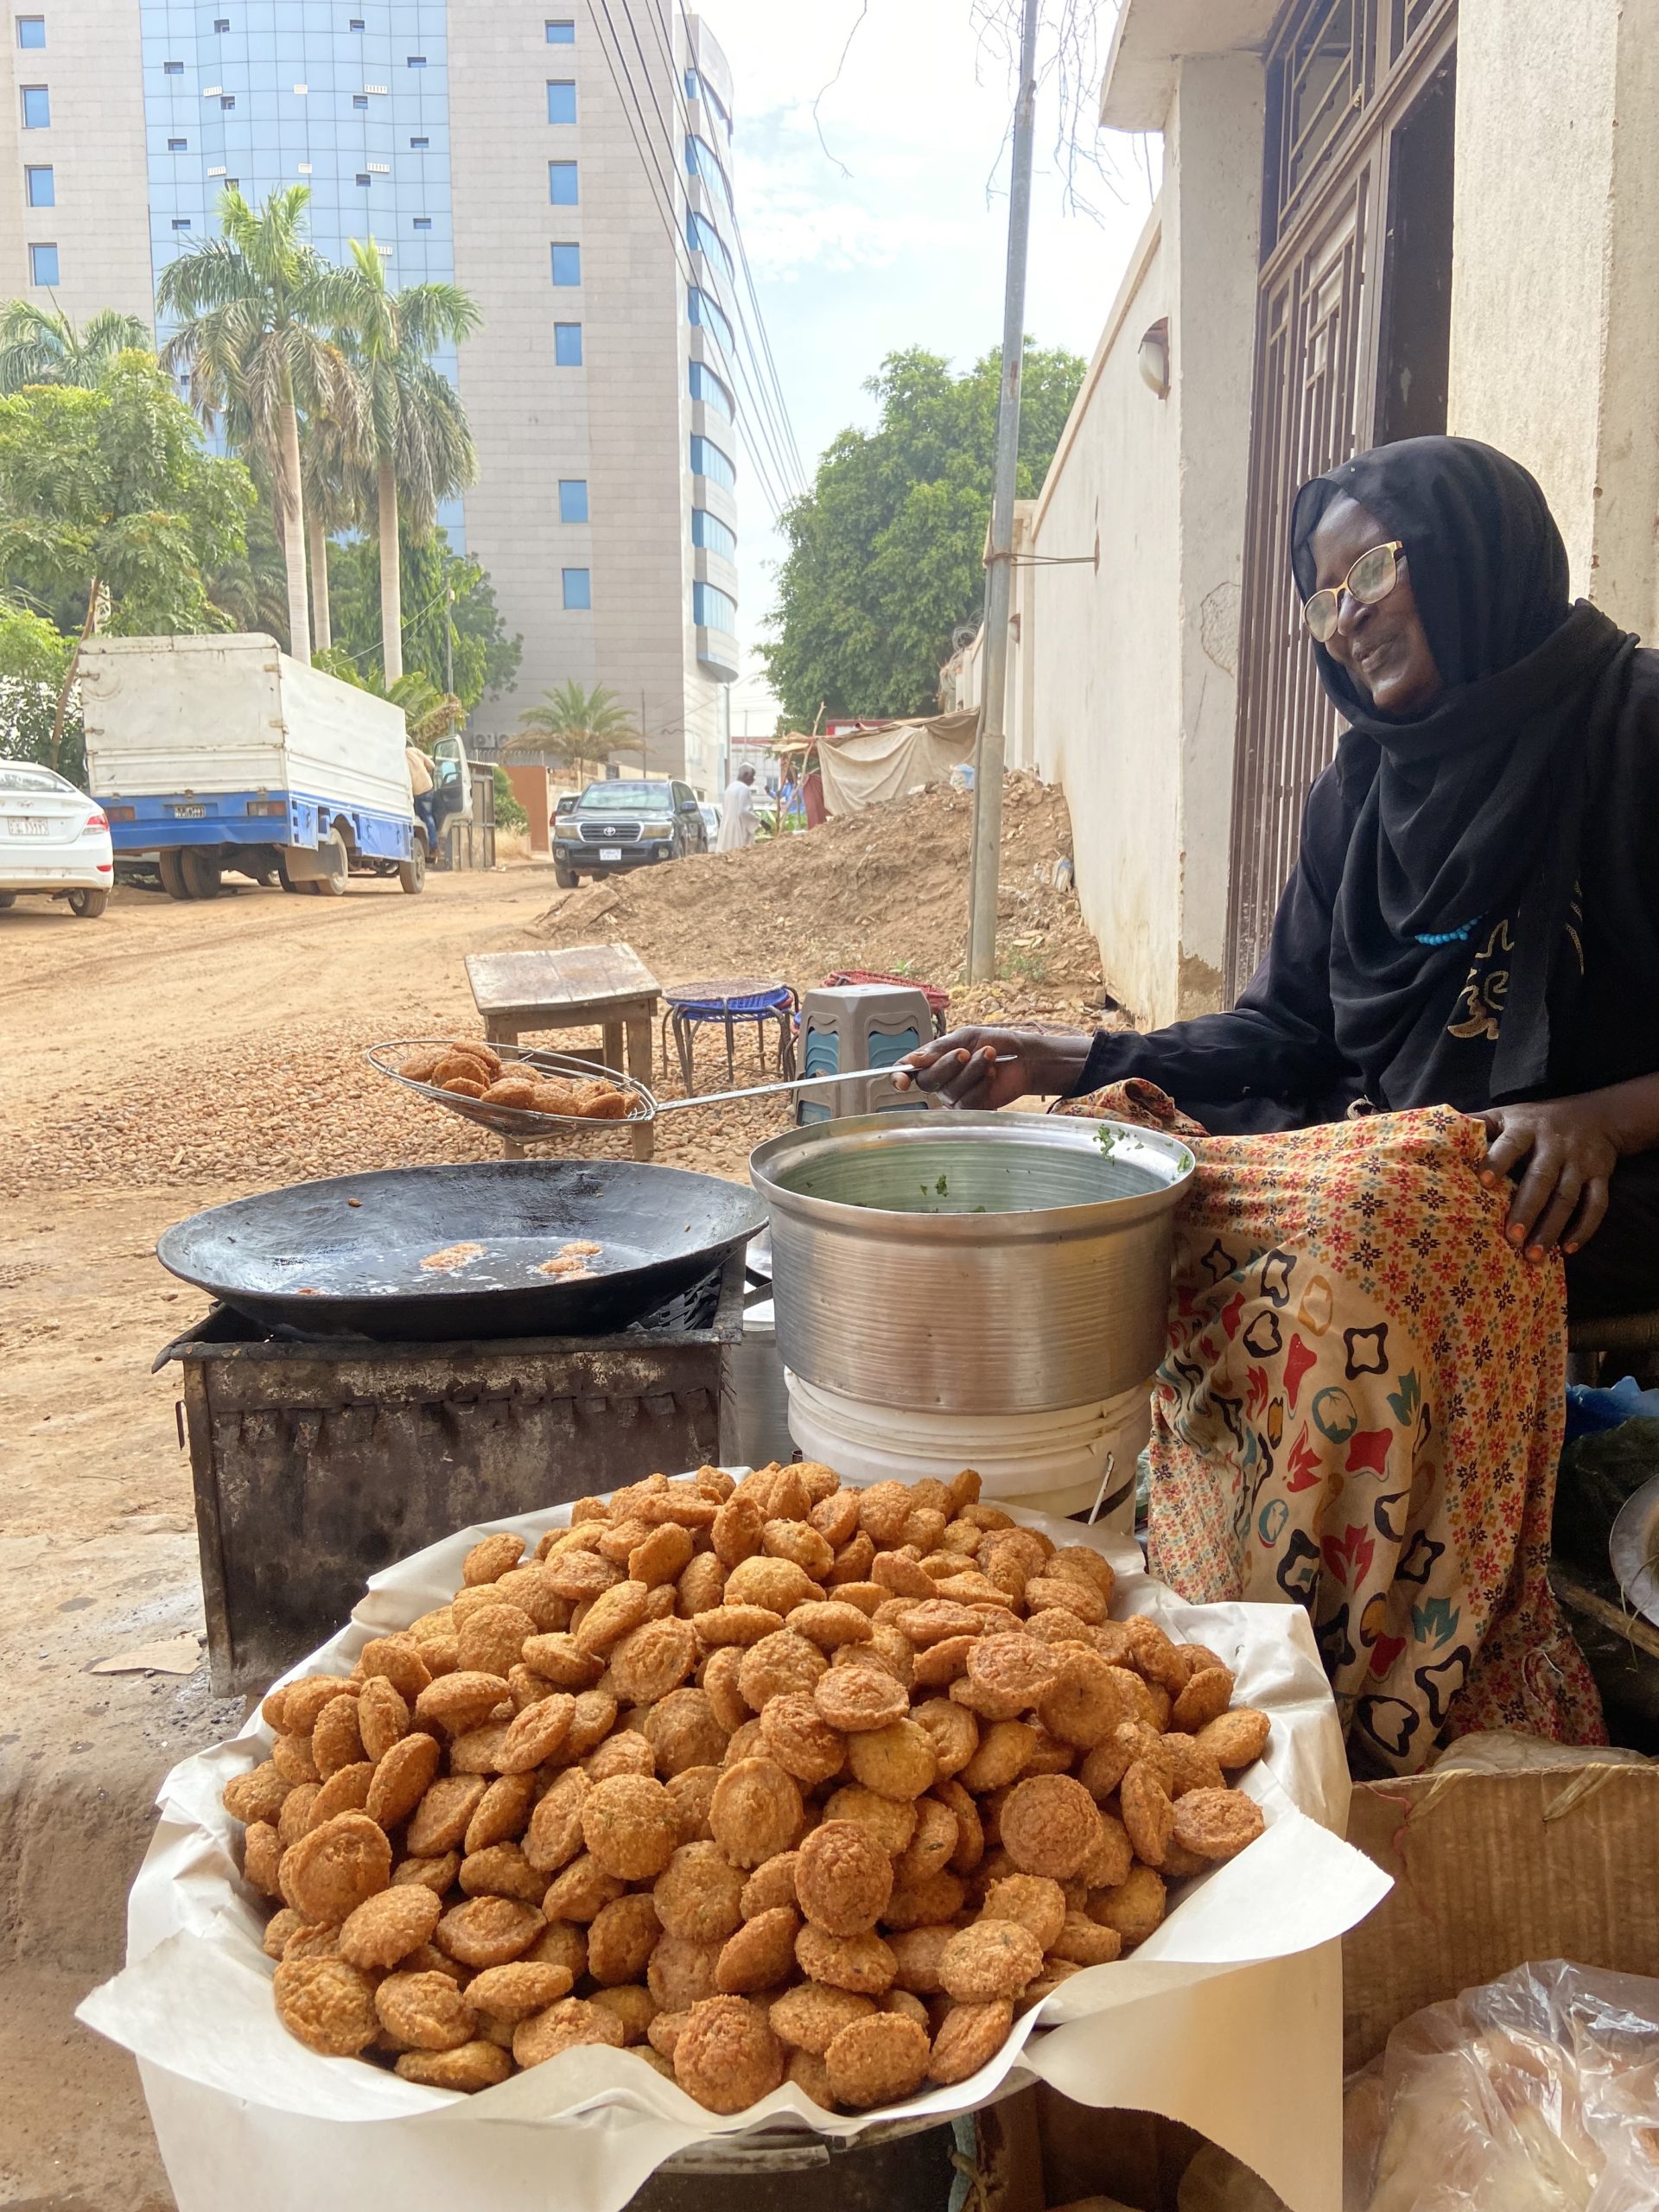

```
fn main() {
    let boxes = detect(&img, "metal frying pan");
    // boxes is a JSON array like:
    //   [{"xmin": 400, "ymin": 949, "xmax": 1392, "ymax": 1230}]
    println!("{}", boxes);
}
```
[{"xmin": 156, "ymin": 1159, "xmax": 767, "ymax": 1342}]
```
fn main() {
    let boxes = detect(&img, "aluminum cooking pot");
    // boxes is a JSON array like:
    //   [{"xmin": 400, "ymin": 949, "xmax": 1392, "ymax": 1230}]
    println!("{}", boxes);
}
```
[{"xmin": 749, "ymin": 1111, "xmax": 1195, "ymax": 1415}]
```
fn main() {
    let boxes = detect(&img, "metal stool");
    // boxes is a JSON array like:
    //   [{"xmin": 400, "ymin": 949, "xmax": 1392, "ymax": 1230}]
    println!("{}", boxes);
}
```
[
  {"xmin": 664, "ymin": 978, "xmax": 798, "ymax": 1095},
  {"xmin": 797, "ymin": 982, "xmax": 933, "ymax": 1124}
]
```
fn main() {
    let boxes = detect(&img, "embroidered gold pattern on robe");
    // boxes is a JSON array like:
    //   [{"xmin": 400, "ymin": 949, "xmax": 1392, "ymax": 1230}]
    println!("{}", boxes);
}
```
[{"xmin": 1447, "ymin": 918, "xmax": 1513, "ymax": 1040}]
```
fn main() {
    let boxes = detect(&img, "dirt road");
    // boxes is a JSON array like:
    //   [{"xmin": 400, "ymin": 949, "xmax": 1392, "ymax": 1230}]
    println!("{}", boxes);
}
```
[{"xmin": 0, "ymin": 819, "xmax": 1103, "ymax": 2208}]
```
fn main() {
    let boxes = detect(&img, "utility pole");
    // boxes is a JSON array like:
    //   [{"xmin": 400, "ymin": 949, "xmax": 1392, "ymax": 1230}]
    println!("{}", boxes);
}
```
[
  {"xmin": 443, "ymin": 582, "xmax": 454, "ymax": 697},
  {"xmin": 965, "ymin": 0, "xmax": 1039, "ymax": 983}
]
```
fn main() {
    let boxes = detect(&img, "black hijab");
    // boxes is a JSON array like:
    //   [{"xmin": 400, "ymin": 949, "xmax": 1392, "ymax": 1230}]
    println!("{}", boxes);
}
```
[{"xmin": 1289, "ymin": 435, "xmax": 1639, "ymax": 1109}]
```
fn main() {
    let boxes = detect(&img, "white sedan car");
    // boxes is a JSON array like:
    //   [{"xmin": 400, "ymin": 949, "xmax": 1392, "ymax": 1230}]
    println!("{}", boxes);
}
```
[{"xmin": 0, "ymin": 760, "xmax": 114, "ymax": 917}]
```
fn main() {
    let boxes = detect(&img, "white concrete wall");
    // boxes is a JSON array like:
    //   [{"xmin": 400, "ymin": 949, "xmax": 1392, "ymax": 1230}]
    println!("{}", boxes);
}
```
[
  {"xmin": 1165, "ymin": 53, "xmax": 1263, "ymax": 1013},
  {"xmin": 1449, "ymin": 0, "xmax": 1659, "ymax": 636},
  {"xmin": 1024, "ymin": 212, "xmax": 1182, "ymax": 1022},
  {"xmin": 1015, "ymin": 52, "xmax": 1262, "ymax": 1026}
]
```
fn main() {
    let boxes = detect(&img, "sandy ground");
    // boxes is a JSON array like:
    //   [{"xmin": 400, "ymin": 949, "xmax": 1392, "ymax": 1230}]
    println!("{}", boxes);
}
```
[{"xmin": 0, "ymin": 818, "xmax": 1106, "ymax": 2208}]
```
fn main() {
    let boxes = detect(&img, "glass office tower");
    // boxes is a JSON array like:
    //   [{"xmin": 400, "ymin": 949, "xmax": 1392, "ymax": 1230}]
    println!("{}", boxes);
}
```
[{"xmin": 1, "ymin": 3, "xmax": 742, "ymax": 789}]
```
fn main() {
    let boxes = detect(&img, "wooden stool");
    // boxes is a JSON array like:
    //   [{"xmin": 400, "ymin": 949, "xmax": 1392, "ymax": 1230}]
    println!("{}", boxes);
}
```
[{"xmin": 465, "ymin": 944, "xmax": 660, "ymax": 1160}]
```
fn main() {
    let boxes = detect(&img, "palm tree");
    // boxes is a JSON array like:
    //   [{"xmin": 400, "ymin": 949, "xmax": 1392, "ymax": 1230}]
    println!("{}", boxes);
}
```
[
  {"xmin": 506, "ymin": 681, "xmax": 644, "ymax": 783},
  {"xmin": 329, "ymin": 239, "xmax": 478, "ymax": 683},
  {"xmin": 300, "ymin": 405, "xmax": 364, "ymax": 654},
  {"xmin": 156, "ymin": 185, "xmax": 360, "ymax": 664},
  {"xmin": 0, "ymin": 302, "xmax": 151, "ymax": 392}
]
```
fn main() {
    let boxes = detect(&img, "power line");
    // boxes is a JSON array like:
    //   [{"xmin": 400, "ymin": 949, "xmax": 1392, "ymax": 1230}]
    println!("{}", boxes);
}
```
[
  {"xmin": 623, "ymin": 0, "xmax": 804, "ymax": 503},
  {"xmin": 588, "ymin": 0, "xmax": 798, "ymax": 519},
  {"xmin": 586, "ymin": 2, "xmax": 788, "ymax": 520},
  {"xmin": 635, "ymin": 0, "xmax": 806, "ymax": 498}
]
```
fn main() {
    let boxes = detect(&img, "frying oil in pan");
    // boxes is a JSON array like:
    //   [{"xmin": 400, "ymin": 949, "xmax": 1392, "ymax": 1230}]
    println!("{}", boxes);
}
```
[{"xmin": 260, "ymin": 1233, "xmax": 659, "ymax": 1296}]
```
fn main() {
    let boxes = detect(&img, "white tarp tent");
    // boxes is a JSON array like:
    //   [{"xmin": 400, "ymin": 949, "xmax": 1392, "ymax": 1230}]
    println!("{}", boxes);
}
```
[{"xmin": 815, "ymin": 710, "xmax": 977, "ymax": 816}]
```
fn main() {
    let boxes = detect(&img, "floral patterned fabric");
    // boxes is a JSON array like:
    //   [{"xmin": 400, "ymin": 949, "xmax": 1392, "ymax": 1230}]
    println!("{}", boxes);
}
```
[{"xmin": 1060, "ymin": 1081, "xmax": 1605, "ymax": 1776}]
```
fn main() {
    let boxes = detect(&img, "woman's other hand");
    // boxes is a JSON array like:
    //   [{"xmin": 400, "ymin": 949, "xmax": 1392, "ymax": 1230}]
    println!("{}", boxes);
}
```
[
  {"xmin": 1479, "ymin": 1099, "xmax": 1621, "ymax": 1258},
  {"xmin": 893, "ymin": 1027, "xmax": 1093, "ymax": 1109}
]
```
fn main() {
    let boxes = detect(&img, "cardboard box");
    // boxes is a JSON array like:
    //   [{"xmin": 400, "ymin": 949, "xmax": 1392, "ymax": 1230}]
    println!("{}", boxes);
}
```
[{"xmin": 1343, "ymin": 1760, "xmax": 1659, "ymax": 2071}]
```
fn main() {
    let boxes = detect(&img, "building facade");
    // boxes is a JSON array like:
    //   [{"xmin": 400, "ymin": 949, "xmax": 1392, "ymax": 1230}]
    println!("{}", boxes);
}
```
[{"xmin": 0, "ymin": 1, "xmax": 743, "ymax": 791}]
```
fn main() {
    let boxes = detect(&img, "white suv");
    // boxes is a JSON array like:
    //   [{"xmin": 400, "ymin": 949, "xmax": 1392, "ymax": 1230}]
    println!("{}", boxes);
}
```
[{"xmin": 0, "ymin": 760, "xmax": 115, "ymax": 917}]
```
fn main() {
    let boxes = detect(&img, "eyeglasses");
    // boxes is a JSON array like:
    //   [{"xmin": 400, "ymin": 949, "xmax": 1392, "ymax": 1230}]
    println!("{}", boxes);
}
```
[{"xmin": 1302, "ymin": 540, "xmax": 1405, "ymax": 642}]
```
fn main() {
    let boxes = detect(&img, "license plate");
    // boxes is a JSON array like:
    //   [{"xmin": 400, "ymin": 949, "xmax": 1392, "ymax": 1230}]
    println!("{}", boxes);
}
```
[
  {"xmin": 600, "ymin": 845, "xmax": 622, "ymax": 861},
  {"xmin": 5, "ymin": 817, "xmax": 50, "ymax": 836},
  {"xmin": 171, "ymin": 804, "xmax": 207, "ymax": 818}
]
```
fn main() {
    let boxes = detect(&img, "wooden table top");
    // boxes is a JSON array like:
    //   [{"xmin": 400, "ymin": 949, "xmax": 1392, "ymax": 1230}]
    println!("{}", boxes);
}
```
[{"xmin": 465, "ymin": 943, "xmax": 660, "ymax": 1016}]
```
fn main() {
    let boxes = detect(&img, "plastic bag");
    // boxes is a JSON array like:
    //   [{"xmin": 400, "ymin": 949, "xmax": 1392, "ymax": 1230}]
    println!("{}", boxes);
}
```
[{"xmin": 1343, "ymin": 1960, "xmax": 1659, "ymax": 2211}]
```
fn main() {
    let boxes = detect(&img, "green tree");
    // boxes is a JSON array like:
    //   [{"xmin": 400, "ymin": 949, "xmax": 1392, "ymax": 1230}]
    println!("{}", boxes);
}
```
[
  {"xmin": 325, "ymin": 528, "xmax": 520, "ymax": 712},
  {"xmin": 328, "ymin": 239, "xmax": 479, "ymax": 683},
  {"xmin": 492, "ymin": 766, "xmax": 528, "ymax": 830},
  {"xmin": 760, "ymin": 342, "xmax": 1086, "ymax": 726},
  {"xmin": 505, "ymin": 680, "xmax": 643, "ymax": 782},
  {"xmin": 0, "ymin": 353, "xmax": 255, "ymax": 764},
  {"xmin": 0, "ymin": 302, "xmax": 152, "ymax": 393},
  {"xmin": 0, "ymin": 603, "xmax": 81, "ymax": 781},
  {"xmin": 156, "ymin": 184, "xmax": 360, "ymax": 665}
]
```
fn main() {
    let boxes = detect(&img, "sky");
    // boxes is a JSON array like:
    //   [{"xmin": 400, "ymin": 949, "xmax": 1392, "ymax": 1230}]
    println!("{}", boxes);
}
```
[{"xmin": 691, "ymin": 0, "xmax": 1160, "ymax": 683}]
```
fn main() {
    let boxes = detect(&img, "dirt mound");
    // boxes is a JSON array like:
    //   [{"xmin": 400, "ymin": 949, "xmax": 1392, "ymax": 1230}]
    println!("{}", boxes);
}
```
[{"xmin": 534, "ymin": 772, "xmax": 1103, "ymax": 1001}]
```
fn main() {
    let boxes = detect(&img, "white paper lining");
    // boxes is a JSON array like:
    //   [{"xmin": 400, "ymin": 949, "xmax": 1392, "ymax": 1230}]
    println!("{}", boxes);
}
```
[{"xmin": 80, "ymin": 1491, "xmax": 1391, "ymax": 2212}]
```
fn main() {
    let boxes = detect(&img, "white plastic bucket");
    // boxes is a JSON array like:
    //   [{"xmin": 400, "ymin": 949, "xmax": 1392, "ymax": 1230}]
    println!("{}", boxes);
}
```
[{"xmin": 784, "ymin": 1370, "xmax": 1150, "ymax": 1525}]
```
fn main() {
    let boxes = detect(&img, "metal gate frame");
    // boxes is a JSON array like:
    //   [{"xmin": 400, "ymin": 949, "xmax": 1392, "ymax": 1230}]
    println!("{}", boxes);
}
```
[{"xmin": 1224, "ymin": 0, "xmax": 1458, "ymax": 1001}]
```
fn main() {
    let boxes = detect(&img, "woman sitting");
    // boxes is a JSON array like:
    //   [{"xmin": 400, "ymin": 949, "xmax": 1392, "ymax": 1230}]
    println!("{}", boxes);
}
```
[{"xmin": 902, "ymin": 437, "xmax": 1659, "ymax": 1774}]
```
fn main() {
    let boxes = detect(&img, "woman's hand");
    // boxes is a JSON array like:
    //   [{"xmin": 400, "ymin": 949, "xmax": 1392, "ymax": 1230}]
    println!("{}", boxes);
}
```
[
  {"xmin": 1478, "ymin": 1099, "xmax": 1622, "ymax": 1258},
  {"xmin": 893, "ymin": 1027, "xmax": 1093, "ymax": 1109}
]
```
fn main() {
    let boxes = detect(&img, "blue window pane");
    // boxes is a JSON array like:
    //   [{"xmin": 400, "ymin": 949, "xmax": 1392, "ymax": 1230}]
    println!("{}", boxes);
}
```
[
  {"xmin": 410, "ymin": 134, "xmax": 429, "ymax": 146},
  {"xmin": 554, "ymin": 321, "xmax": 582, "ymax": 366},
  {"xmin": 546, "ymin": 18, "xmax": 575, "ymax": 41},
  {"xmin": 687, "ymin": 211, "xmax": 733, "ymax": 278},
  {"xmin": 220, "ymin": 93, "xmax": 235, "ymax": 108},
  {"xmin": 548, "ymin": 159, "xmax": 577, "ymax": 204},
  {"xmin": 24, "ymin": 164, "xmax": 52, "ymax": 206},
  {"xmin": 693, "ymin": 582, "xmax": 737, "ymax": 632},
  {"xmin": 168, "ymin": 135, "xmax": 187, "ymax": 149},
  {"xmin": 689, "ymin": 360, "xmax": 732, "ymax": 420},
  {"xmin": 172, "ymin": 216, "xmax": 192, "ymax": 230},
  {"xmin": 550, "ymin": 241, "xmax": 580, "ymax": 285},
  {"xmin": 691, "ymin": 507, "xmax": 736, "ymax": 561},
  {"xmin": 353, "ymin": 92, "xmax": 368, "ymax": 106},
  {"xmin": 690, "ymin": 435, "xmax": 735, "ymax": 491},
  {"xmin": 163, "ymin": 59, "xmax": 183, "ymax": 73},
  {"xmin": 563, "ymin": 568, "xmax": 591, "ymax": 611},
  {"xmin": 684, "ymin": 67, "xmax": 696, "ymax": 102},
  {"xmin": 558, "ymin": 479, "xmax": 588, "ymax": 522},
  {"xmin": 687, "ymin": 285, "xmax": 733, "ymax": 353},
  {"xmin": 29, "ymin": 240, "xmax": 58, "ymax": 284},
  {"xmin": 21, "ymin": 84, "xmax": 48, "ymax": 128},
  {"xmin": 407, "ymin": 54, "xmax": 426, "ymax": 67},
  {"xmin": 16, "ymin": 16, "xmax": 45, "ymax": 48},
  {"xmin": 413, "ymin": 215, "xmax": 431, "ymax": 228},
  {"xmin": 546, "ymin": 79, "xmax": 575, "ymax": 123}
]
